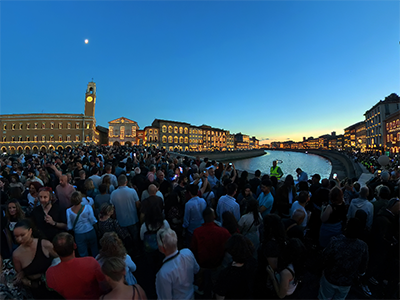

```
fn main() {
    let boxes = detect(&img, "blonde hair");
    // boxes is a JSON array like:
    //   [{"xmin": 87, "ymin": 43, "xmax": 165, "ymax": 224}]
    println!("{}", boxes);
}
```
[{"xmin": 101, "ymin": 257, "xmax": 125, "ymax": 282}]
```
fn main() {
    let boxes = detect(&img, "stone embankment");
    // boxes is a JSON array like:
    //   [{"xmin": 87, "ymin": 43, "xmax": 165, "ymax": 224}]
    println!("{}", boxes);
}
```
[{"xmin": 175, "ymin": 149, "xmax": 266, "ymax": 162}]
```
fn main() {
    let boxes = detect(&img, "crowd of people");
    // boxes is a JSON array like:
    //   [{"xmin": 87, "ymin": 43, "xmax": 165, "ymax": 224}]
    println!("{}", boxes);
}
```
[{"xmin": 0, "ymin": 145, "xmax": 399, "ymax": 300}]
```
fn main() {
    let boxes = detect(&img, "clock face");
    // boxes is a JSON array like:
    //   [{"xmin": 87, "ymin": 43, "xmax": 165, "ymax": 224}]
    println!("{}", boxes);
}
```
[{"xmin": 87, "ymin": 96, "xmax": 93, "ymax": 102}]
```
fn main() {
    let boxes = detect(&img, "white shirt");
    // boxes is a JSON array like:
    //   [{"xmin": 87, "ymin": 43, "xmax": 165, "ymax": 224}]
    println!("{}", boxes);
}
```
[
  {"xmin": 66, "ymin": 205, "xmax": 97, "ymax": 234},
  {"xmin": 290, "ymin": 201, "xmax": 308, "ymax": 228}
]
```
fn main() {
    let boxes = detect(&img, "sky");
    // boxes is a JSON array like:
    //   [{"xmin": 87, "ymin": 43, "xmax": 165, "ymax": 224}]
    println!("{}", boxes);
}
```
[{"xmin": 1, "ymin": 0, "xmax": 399, "ymax": 144}]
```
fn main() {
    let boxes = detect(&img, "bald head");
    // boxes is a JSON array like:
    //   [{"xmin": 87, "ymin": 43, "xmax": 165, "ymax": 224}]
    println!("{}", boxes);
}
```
[
  {"xmin": 59, "ymin": 175, "xmax": 68, "ymax": 187},
  {"xmin": 292, "ymin": 209, "xmax": 306, "ymax": 225},
  {"xmin": 148, "ymin": 184, "xmax": 158, "ymax": 196}
]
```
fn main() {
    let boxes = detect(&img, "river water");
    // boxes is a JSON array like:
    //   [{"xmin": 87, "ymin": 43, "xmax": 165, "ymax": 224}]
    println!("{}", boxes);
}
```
[{"xmin": 231, "ymin": 150, "xmax": 332, "ymax": 179}]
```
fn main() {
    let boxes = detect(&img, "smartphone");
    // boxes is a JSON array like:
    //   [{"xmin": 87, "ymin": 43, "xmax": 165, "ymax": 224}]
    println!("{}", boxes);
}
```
[
  {"xmin": 179, "ymin": 167, "xmax": 183, "ymax": 173},
  {"xmin": 134, "ymin": 153, "xmax": 136, "ymax": 157},
  {"xmin": 378, "ymin": 170, "xmax": 382, "ymax": 174},
  {"xmin": 333, "ymin": 173, "xmax": 337, "ymax": 179}
]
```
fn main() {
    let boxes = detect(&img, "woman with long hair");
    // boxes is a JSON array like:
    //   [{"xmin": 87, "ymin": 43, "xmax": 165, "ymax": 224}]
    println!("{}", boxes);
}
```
[
  {"xmin": 96, "ymin": 232, "xmax": 137, "ymax": 286},
  {"xmin": 222, "ymin": 211, "xmax": 240, "ymax": 235},
  {"xmin": 201, "ymin": 181, "xmax": 216, "ymax": 208},
  {"xmin": 98, "ymin": 203, "xmax": 131, "ymax": 246},
  {"xmin": 84, "ymin": 178, "xmax": 99, "ymax": 199},
  {"xmin": 3, "ymin": 199, "xmax": 25, "ymax": 257},
  {"xmin": 238, "ymin": 199, "xmax": 263, "ymax": 257},
  {"xmin": 100, "ymin": 257, "xmax": 147, "ymax": 300},
  {"xmin": 102, "ymin": 175, "xmax": 115, "ymax": 194},
  {"xmin": 12, "ymin": 219, "xmax": 62, "ymax": 299},
  {"xmin": 66, "ymin": 191, "xmax": 98, "ymax": 257}
]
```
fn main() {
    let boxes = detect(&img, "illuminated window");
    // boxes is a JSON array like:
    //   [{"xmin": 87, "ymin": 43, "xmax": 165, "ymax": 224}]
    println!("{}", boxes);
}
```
[
  {"xmin": 59, "ymin": 123, "xmax": 62, "ymax": 129},
  {"xmin": 19, "ymin": 124, "xmax": 23, "ymax": 130},
  {"xmin": 11, "ymin": 136, "xmax": 15, "ymax": 142},
  {"xmin": 75, "ymin": 135, "xmax": 80, "ymax": 142},
  {"xmin": 168, "ymin": 136, "xmax": 172, "ymax": 143},
  {"xmin": 42, "ymin": 135, "xmax": 46, "ymax": 142},
  {"xmin": 50, "ymin": 135, "xmax": 54, "ymax": 142},
  {"xmin": 174, "ymin": 126, "xmax": 178, "ymax": 134},
  {"xmin": 184, "ymin": 127, "xmax": 188, "ymax": 134},
  {"xmin": 109, "ymin": 126, "xmax": 114, "ymax": 137},
  {"xmin": 162, "ymin": 136, "xmax": 167, "ymax": 143},
  {"xmin": 12, "ymin": 124, "xmax": 16, "ymax": 130},
  {"xmin": 86, "ymin": 135, "xmax": 90, "ymax": 142},
  {"xmin": 26, "ymin": 136, "xmax": 30, "ymax": 142},
  {"xmin": 184, "ymin": 137, "xmax": 188, "ymax": 143},
  {"xmin": 120, "ymin": 126, "xmax": 125, "ymax": 139},
  {"xmin": 67, "ymin": 135, "xmax": 71, "ymax": 142},
  {"xmin": 168, "ymin": 126, "xmax": 173, "ymax": 133},
  {"xmin": 34, "ymin": 136, "xmax": 38, "ymax": 142},
  {"xmin": 2, "ymin": 137, "xmax": 6, "ymax": 142},
  {"xmin": 149, "ymin": 129, "xmax": 153, "ymax": 134},
  {"xmin": 155, "ymin": 129, "xmax": 158, "ymax": 134},
  {"xmin": 76, "ymin": 123, "xmax": 80, "ymax": 129},
  {"xmin": 86, "ymin": 123, "xmax": 90, "ymax": 129},
  {"xmin": 67, "ymin": 123, "xmax": 71, "ymax": 129},
  {"xmin": 51, "ymin": 123, "xmax": 54, "ymax": 129},
  {"xmin": 42, "ymin": 123, "xmax": 46, "ymax": 129},
  {"xmin": 18, "ymin": 136, "xmax": 22, "ymax": 142},
  {"xmin": 162, "ymin": 126, "xmax": 167, "ymax": 133},
  {"xmin": 179, "ymin": 137, "xmax": 183, "ymax": 143},
  {"xmin": 179, "ymin": 127, "xmax": 183, "ymax": 134},
  {"xmin": 174, "ymin": 136, "xmax": 178, "ymax": 143},
  {"xmin": 59, "ymin": 135, "xmax": 62, "ymax": 142}
]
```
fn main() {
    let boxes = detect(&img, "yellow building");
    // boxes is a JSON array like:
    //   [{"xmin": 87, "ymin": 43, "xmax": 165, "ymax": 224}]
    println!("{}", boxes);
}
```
[
  {"xmin": 108, "ymin": 117, "xmax": 139, "ymax": 146},
  {"xmin": 152, "ymin": 119, "xmax": 190, "ymax": 152},
  {"xmin": 0, "ymin": 82, "xmax": 98, "ymax": 154}
]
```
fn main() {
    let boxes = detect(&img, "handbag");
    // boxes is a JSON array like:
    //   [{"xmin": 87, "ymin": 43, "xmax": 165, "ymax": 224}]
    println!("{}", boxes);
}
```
[{"xmin": 70, "ymin": 205, "xmax": 84, "ymax": 235}]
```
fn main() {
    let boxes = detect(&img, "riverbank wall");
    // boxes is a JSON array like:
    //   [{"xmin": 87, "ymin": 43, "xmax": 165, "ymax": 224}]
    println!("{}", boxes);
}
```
[{"xmin": 176, "ymin": 149, "xmax": 266, "ymax": 162}]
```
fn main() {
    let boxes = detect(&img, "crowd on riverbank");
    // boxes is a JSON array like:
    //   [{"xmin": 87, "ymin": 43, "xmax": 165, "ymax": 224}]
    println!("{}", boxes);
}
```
[{"xmin": 0, "ymin": 145, "xmax": 399, "ymax": 299}]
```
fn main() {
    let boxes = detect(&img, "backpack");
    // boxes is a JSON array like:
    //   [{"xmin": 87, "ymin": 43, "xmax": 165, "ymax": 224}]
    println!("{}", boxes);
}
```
[{"xmin": 143, "ymin": 224, "xmax": 162, "ymax": 253}]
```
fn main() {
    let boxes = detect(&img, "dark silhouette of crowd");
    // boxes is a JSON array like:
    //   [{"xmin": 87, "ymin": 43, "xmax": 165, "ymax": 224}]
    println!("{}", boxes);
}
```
[{"xmin": 0, "ymin": 145, "xmax": 398, "ymax": 299}]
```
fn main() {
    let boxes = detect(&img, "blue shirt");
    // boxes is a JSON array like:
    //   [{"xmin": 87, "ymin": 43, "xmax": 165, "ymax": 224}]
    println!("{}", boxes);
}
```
[
  {"xmin": 257, "ymin": 192, "xmax": 274, "ymax": 218},
  {"xmin": 156, "ymin": 249, "xmax": 200, "ymax": 300},
  {"xmin": 183, "ymin": 196, "xmax": 207, "ymax": 234},
  {"xmin": 298, "ymin": 171, "xmax": 308, "ymax": 182},
  {"xmin": 110, "ymin": 186, "xmax": 139, "ymax": 227},
  {"xmin": 216, "ymin": 195, "xmax": 240, "ymax": 223},
  {"xmin": 208, "ymin": 175, "xmax": 219, "ymax": 189}
]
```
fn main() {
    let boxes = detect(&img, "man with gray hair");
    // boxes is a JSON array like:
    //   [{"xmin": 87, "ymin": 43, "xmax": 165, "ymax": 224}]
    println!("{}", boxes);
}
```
[
  {"xmin": 156, "ymin": 228, "xmax": 199, "ymax": 300},
  {"xmin": 347, "ymin": 186, "xmax": 374, "ymax": 229}
]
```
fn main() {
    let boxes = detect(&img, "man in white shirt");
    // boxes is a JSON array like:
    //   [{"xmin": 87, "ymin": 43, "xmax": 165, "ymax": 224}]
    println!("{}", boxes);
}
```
[
  {"xmin": 89, "ymin": 167, "xmax": 102, "ymax": 188},
  {"xmin": 101, "ymin": 165, "xmax": 118, "ymax": 188},
  {"xmin": 290, "ymin": 191, "xmax": 310, "ymax": 228},
  {"xmin": 216, "ymin": 183, "xmax": 240, "ymax": 223},
  {"xmin": 156, "ymin": 228, "xmax": 199, "ymax": 300}
]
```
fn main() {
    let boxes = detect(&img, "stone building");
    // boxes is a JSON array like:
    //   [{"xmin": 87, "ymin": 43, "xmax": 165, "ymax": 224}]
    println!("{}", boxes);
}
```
[
  {"xmin": 144, "ymin": 126, "xmax": 159, "ymax": 148},
  {"xmin": 189, "ymin": 126, "xmax": 204, "ymax": 152},
  {"xmin": 108, "ymin": 117, "xmax": 139, "ymax": 146},
  {"xmin": 0, "ymin": 82, "xmax": 98, "ymax": 154},
  {"xmin": 152, "ymin": 119, "xmax": 190, "ymax": 152},
  {"xmin": 384, "ymin": 111, "xmax": 400, "ymax": 155}
]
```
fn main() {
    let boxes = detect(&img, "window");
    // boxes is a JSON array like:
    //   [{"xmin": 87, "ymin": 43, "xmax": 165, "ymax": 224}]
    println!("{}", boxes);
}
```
[
  {"xmin": 154, "ymin": 137, "xmax": 158, "ymax": 142},
  {"xmin": 86, "ymin": 135, "xmax": 90, "ymax": 142},
  {"xmin": 179, "ymin": 137, "xmax": 183, "ymax": 143},
  {"xmin": 12, "ymin": 136, "xmax": 15, "ymax": 142},
  {"xmin": 179, "ymin": 127, "xmax": 183, "ymax": 134},
  {"xmin": 59, "ymin": 135, "xmax": 62, "ymax": 142},
  {"xmin": 18, "ymin": 136, "xmax": 22, "ymax": 142},
  {"xmin": 2, "ymin": 137, "xmax": 6, "ymax": 142},
  {"xmin": 168, "ymin": 126, "xmax": 173, "ymax": 133},
  {"xmin": 149, "ymin": 137, "xmax": 153, "ymax": 142},
  {"xmin": 86, "ymin": 123, "xmax": 90, "ymax": 129},
  {"xmin": 34, "ymin": 123, "xmax": 38, "ymax": 129},
  {"xmin": 174, "ymin": 126, "xmax": 178, "ymax": 134},
  {"xmin": 26, "ymin": 136, "xmax": 30, "ymax": 142},
  {"xmin": 19, "ymin": 124, "xmax": 23, "ymax": 130},
  {"xmin": 76, "ymin": 123, "xmax": 80, "ymax": 129},
  {"xmin": 174, "ymin": 136, "xmax": 178, "ymax": 143},
  {"xmin": 184, "ymin": 137, "xmax": 188, "ymax": 144},
  {"xmin": 50, "ymin": 135, "xmax": 54, "ymax": 142},
  {"xmin": 149, "ymin": 129, "xmax": 153, "ymax": 134},
  {"xmin": 168, "ymin": 136, "xmax": 172, "ymax": 143},
  {"xmin": 162, "ymin": 126, "xmax": 167, "ymax": 133},
  {"xmin": 67, "ymin": 123, "xmax": 71, "ymax": 129},
  {"xmin": 42, "ymin": 123, "xmax": 46, "ymax": 129},
  {"xmin": 59, "ymin": 123, "xmax": 62, "ymax": 129},
  {"xmin": 34, "ymin": 136, "xmax": 38, "ymax": 142},
  {"xmin": 3, "ymin": 124, "xmax": 6, "ymax": 130},
  {"xmin": 42, "ymin": 135, "xmax": 46, "ymax": 142},
  {"xmin": 67, "ymin": 135, "xmax": 71, "ymax": 142},
  {"xmin": 184, "ymin": 127, "xmax": 188, "ymax": 134},
  {"xmin": 162, "ymin": 136, "xmax": 167, "ymax": 143},
  {"xmin": 12, "ymin": 124, "xmax": 16, "ymax": 130},
  {"xmin": 155, "ymin": 129, "xmax": 158, "ymax": 134},
  {"xmin": 75, "ymin": 135, "xmax": 80, "ymax": 142},
  {"xmin": 51, "ymin": 123, "xmax": 54, "ymax": 129}
]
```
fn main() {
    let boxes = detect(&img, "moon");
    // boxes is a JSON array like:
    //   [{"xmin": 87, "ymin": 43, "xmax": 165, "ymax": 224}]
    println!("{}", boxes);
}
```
[{"xmin": 85, "ymin": 39, "xmax": 89, "ymax": 44}]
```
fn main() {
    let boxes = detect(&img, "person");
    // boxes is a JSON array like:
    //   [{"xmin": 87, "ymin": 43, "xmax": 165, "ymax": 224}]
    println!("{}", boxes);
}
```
[
  {"xmin": 249, "ymin": 169, "xmax": 262, "ymax": 194},
  {"xmin": 66, "ymin": 191, "xmax": 98, "ymax": 257},
  {"xmin": 182, "ymin": 184, "xmax": 207, "ymax": 247},
  {"xmin": 257, "ymin": 179, "xmax": 275, "ymax": 218},
  {"xmin": 216, "ymin": 183, "xmax": 240, "ymax": 223},
  {"xmin": 98, "ymin": 203, "xmax": 131, "ymax": 244},
  {"xmin": 318, "ymin": 218, "xmax": 369, "ymax": 300},
  {"xmin": 101, "ymin": 164, "xmax": 118, "ymax": 188},
  {"xmin": 282, "ymin": 209, "xmax": 306, "ymax": 240},
  {"xmin": 46, "ymin": 232, "xmax": 107, "ymax": 299},
  {"xmin": 319, "ymin": 187, "xmax": 347, "ymax": 248},
  {"xmin": 88, "ymin": 167, "xmax": 102, "ymax": 188},
  {"xmin": 94, "ymin": 184, "xmax": 111, "ymax": 217},
  {"xmin": 289, "ymin": 190, "xmax": 310, "ymax": 228},
  {"xmin": 275, "ymin": 175, "xmax": 296, "ymax": 217},
  {"xmin": 347, "ymin": 186, "xmax": 374, "ymax": 230},
  {"xmin": 110, "ymin": 174, "xmax": 141, "ymax": 253},
  {"xmin": 222, "ymin": 211, "xmax": 240, "ymax": 235},
  {"xmin": 207, "ymin": 166, "xmax": 220, "ymax": 190},
  {"xmin": 214, "ymin": 234, "xmax": 258, "ymax": 299},
  {"xmin": 238, "ymin": 199, "xmax": 263, "ymax": 257},
  {"xmin": 236, "ymin": 184, "xmax": 255, "ymax": 215},
  {"xmin": 156, "ymin": 228, "xmax": 200, "ymax": 300},
  {"xmin": 201, "ymin": 180, "xmax": 215, "ymax": 208},
  {"xmin": 270, "ymin": 160, "xmax": 283, "ymax": 180},
  {"xmin": 296, "ymin": 168, "xmax": 308, "ymax": 182},
  {"xmin": 3, "ymin": 199, "xmax": 26, "ymax": 257},
  {"xmin": 30, "ymin": 187, "xmax": 67, "ymax": 242},
  {"xmin": 84, "ymin": 178, "xmax": 99, "ymax": 199},
  {"xmin": 26, "ymin": 181, "xmax": 42, "ymax": 209},
  {"xmin": 100, "ymin": 257, "xmax": 147, "ymax": 300},
  {"xmin": 13, "ymin": 219, "xmax": 61, "ymax": 299},
  {"xmin": 266, "ymin": 238, "xmax": 307, "ymax": 299},
  {"xmin": 55, "ymin": 174, "xmax": 76, "ymax": 210},
  {"xmin": 140, "ymin": 184, "xmax": 164, "ymax": 224},
  {"xmin": 102, "ymin": 175, "xmax": 115, "ymax": 194},
  {"xmin": 96, "ymin": 232, "xmax": 137, "ymax": 285}
]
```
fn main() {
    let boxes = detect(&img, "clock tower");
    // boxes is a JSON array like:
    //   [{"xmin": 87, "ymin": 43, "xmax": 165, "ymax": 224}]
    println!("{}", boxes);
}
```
[{"xmin": 84, "ymin": 81, "xmax": 96, "ymax": 117}]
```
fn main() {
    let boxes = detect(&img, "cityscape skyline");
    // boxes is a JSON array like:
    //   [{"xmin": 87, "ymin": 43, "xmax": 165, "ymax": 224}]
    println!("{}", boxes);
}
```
[{"xmin": 1, "ymin": 1, "xmax": 399, "ymax": 143}]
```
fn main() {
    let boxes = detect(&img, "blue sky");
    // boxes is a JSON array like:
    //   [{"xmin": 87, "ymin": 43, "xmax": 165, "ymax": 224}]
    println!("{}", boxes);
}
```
[{"xmin": 1, "ymin": 1, "xmax": 399, "ymax": 144}]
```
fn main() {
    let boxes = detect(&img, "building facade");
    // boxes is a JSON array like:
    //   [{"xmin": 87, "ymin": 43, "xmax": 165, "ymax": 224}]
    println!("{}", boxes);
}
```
[
  {"xmin": 108, "ymin": 117, "xmax": 139, "ymax": 146},
  {"xmin": 144, "ymin": 126, "xmax": 159, "ymax": 148},
  {"xmin": 384, "ymin": 111, "xmax": 400, "ymax": 155},
  {"xmin": 0, "ymin": 82, "xmax": 98, "ymax": 154},
  {"xmin": 152, "ymin": 119, "xmax": 190, "ymax": 151}
]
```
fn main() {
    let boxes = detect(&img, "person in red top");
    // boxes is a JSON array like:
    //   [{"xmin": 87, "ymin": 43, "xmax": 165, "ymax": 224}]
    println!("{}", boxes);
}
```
[
  {"xmin": 46, "ymin": 232, "xmax": 108, "ymax": 299},
  {"xmin": 191, "ymin": 207, "xmax": 231, "ymax": 298}
]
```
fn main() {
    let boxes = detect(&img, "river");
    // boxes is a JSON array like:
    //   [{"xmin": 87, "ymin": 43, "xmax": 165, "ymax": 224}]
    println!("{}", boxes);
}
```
[{"xmin": 231, "ymin": 150, "xmax": 332, "ymax": 179}]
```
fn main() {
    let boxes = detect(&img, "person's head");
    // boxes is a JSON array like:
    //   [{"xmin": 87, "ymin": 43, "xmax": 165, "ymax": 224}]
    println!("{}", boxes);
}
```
[
  {"xmin": 6, "ymin": 199, "xmax": 25, "ymax": 220},
  {"xmin": 255, "ymin": 169, "xmax": 261, "ymax": 178},
  {"xmin": 178, "ymin": 175, "xmax": 187, "ymax": 186},
  {"xmin": 203, "ymin": 207, "xmax": 216, "ymax": 223},
  {"xmin": 353, "ymin": 182, "xmax": 361, "ymax": 192},
  {"xmin": 272, "ymin": 160, "xmax": 277, "ymax": 167},
  {"xmin": 79, "ymin": 169, "xmax": 86, "ymax": 180},
  {"xmin": 381, "ymin": 171, "xmax": 390, "ymax": 182},
  {"xmin": 263, "ymin": 213, "xmax": 286, "ymax": 242},
  {"xmin": 284, "ymin": 175, "xmax": 294, "ymax": 186},
  {"xmin": 243, "ymin": 184, "xmax": 252, "ymax": 196},
  {"xmin": 84, "ymin": 178, "xmax": 95, "ymax": 191},
  {"xmin": 241, "ymin": 171, "xmax": 248, "ymax": 180},
  {"xmin": 207, "ymin": 167, "xmax": 215, "ymax": 176},
  {"xmin": 13, "ymin": 219, "xmax": 34, "ymax": 245},
  {"xmin": 59, "ymin": 175, "xmax": 68, "ymax": 187},
  {"xmin": 226, "ymin": 183, "xmax": 237, "ymax": 197},
  {"xmin": 329, "ymin": 186, "xmax": 343, "ymax": 205},
  {"xmin": 149, "ymin": 165, "xmax": 156, "ymax": 173},
  {"xmin": 99, "ymin": 203, "xmax": 114, "ymax": 218},
  {"xmin": 260, "ymin": 179, "xmax": 272, "ymax": 195},
  {"xmin": 104, "ymin": 164, "xmax": 112, "ymax": 174},
  {"xmin": 157, "ymin": 170, "xmax": 165, "ymax": 181},
  {"xmin": 118, "ymin": 174, "xmax": 127, "ymax": 187},
  {"xmin": 101, "ymin": 257, "xmax": 126, "ymax": 283},
  {"xmin": 298, "ymin": 191, "xmax": 310, "ymax": 204},
  {"xmin": 359, "ymin": 186, "xmax": 369, "ymax": 199},
  {"xmin": 53, "ymin": 232, "xmax": 75, "ymax": 258},
  {"xmin": 296, "ymin": 168, "xmax": 302, "ymax": 175},
  {"xmin": 38, "ymin": 187, "xmax": 53, "ymax": 206},
  {"xmin": 298, "ymin": 181, "xmax": 309, "ymax": 192},
  {"xmin": 99, "ymin": 232, "xmax": 126, "ymax": 258},
  {"xmin": 157, "ymin": 228, "xmax": 178, "ymax": 254},
  {"xmin": 29, "ymin": 181, "xmax": 43, "ymax": 195},
  {"xmin": 312, "ymin": 174, "xmax": 321, "ymax": 184},
  {"xmin": 344, "ymin": 218, "xmax": 363, "ymax": 239},
  {"xmin": 70, "ymin": 191, "xmax": 83, "ymax": 206},
  {"xmin": 99, "ymin": 183, "xmax": 108, "ymax": 195},
  {"xmin": 91, "ymin": 167, "xmax": 99, "ymax": 176},
  {"xmin": 291, "ymin": 209, "xmax": 306, "ymax": 225},
  {"xmin": 378, "ymin": 186, "xmax": 391, "ymax": 200},
  {"xmin": 225, "ymin": 233, "xmax": 254, "ymax": 264},
  {"xmin": 321, "ymin": 178, "xmax": 330, "ymax": 188},
  {"xmin": 188, "ymin": 184, "xmax": 199, "ymax": 197},
  {"xmin": 75, "ymin": 160, "xmax": 82, "ymax": 169},
  {"xmin": 148, "ymin": 184, "xmax": 158, "ymax": 196},
  {"xmin": 102, "ymin": 175, "xmax": 111, "ymax": 186},
  {"xmin": 387, "ymin": 198, "xmax": 400, "ymax": 215},
  {"xmin": 222, "ymin": 211, "xmax": 239, "ymax": 235}
]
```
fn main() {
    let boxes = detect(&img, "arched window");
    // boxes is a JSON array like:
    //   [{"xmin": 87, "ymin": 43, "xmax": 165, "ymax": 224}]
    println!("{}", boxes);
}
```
[
  {"xmin": 162, "ymin": 126, "xmax": 167, "ymax": 133},
  {"xmin": 162, "ymin": 136, "xmax": 167, "ymax": 143},
  {"xmin": 168, "ymin": 126, "xmax": 173, "ymax": 133},
  {"xmin": 149, "ymin": 137, "xmax": 153, "ymax": 142},
  {"xmin": 174, "ymin": 126, "xmax": 178, "ymax": 134},
  {"xmin": 174, "ymin": 136, "xmax": 178, "ymax": 143},
  {"xmin": 179, "ymin": 137, "xmax": 183, "ymax": 144},
  {"xmin": 184, "ymin": 137, "xmax": 188, "ymax": 144},
  {"xmin": 179, "ymin": 127, "xmax": 183, "ymax": 134},
  {"xmin": 168, "ymin": 136, "xmax": 173, "ymax": 143},
  {"xmin": 184, "ymin": 127, "xmax": 188, "ymax": 134}
]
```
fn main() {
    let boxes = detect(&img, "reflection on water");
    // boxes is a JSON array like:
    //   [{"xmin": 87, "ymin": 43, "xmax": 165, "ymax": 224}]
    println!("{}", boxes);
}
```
[{"xmin": 231, "ymin": 150, "xmax": 332, "ymax": 180}]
